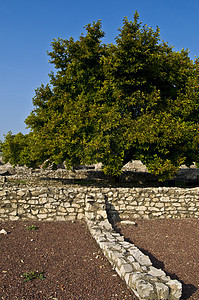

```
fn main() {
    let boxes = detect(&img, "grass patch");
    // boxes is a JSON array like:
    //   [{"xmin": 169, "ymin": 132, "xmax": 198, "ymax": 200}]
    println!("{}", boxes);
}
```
[
  {"xmin": 25, "ymin": 224, "xmax": 39, "ymax": 231},
  {"xmin": 8, "ymin": 179, "xmax": 28, "ymax": 185},
  {"xmin": 22, "ymin": 271, "xmax": 45, "ymax": 282}
]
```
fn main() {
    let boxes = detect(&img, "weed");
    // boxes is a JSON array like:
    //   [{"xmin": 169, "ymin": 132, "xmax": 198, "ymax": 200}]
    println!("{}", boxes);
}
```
[
  {"xmin": 22, "ymin": 271, "xmax": 45, "ymax": 282},
  {"xmin": 9, "ymin": 179, "xmax": 28, "ymax": 184},
  {"xmin": 26, "ymin": 224, "xmax": 39, "ymax": 231}
]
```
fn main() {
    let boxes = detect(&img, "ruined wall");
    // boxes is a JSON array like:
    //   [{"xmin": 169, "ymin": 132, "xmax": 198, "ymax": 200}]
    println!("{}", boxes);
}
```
[{"xmin": 0, "ymin": 183, "xmax": 198, "ymax": 222}]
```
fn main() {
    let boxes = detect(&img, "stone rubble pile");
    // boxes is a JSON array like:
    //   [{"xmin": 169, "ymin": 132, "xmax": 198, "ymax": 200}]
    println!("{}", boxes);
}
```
[{"xmin": 85, "ymin": 195, "xmax": 182, "ymax": 300}]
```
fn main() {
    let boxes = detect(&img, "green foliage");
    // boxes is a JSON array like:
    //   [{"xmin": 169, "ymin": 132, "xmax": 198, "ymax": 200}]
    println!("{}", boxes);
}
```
[
  {"xmin": 26, "ymin": 224, "xmax": 39, "ymax": 230},
  {"xmin": 1, "ymin": 132, "xmax": 28, "ymax": 166},
  {"xmin": 2, "ymin": 12, "xmax": 199, "ymax": 180},
  {"xmin": 22, "ymin": 271, "xmax": 45, "ymax": 282},
  {"xmin": 1, "ymin": 131, "xmax": 48, "ymax": 167}
]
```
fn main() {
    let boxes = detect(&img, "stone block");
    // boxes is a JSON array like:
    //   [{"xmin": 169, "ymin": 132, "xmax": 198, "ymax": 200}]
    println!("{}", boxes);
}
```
[
  {"xmin": 166, "ymin": 279, "xmax": 182, "ymax": 300},
  {"xmin": 17, "ymin": 208, "xmax": 26, "ymax": 215},
  {"xmin": 47, "ymin": 197, "xmax": 55, "ymax": 203},
  {"xmin": 148, "ymin": 266, "xmax": 166, "ymax": 277},
  {"xmin": 30, "ymin": 190, "xmax": 41, "ymax": 196},
  {"xmin": 129, "ymin": 249, "xmax": 152, "ymax": 266},
  {"xmin": 132, "ymin": 261, "xmax": 141, "ymax": 271},
  {"xmin": 172, "ymin": 202, "xmax": 182, "ymax": 207},
  {"xmin": 65, "ymin": 215, "xmax": 77, "ymax": 220},
  {"xmin": 115, "ymin": 235, "xmax": 125, "ymax": 242},
  {"xmin": 126, "ymin": 196, "xmax": 134, "ymax": 201},
  {"xmin": 155, "ymin": 202, "xmax": 164, "ymax": 208},
  {"xmin": 120, "ymin": 263, "xmax": 133, "ymax": 277},
  {"xmin": 124, "ymin": 272, "xmax": 132, "ymax": 285},
  {"xmin": 37, "ymin": 214, "xmax": 48, "ymax": 219},
  {"xmin": 77, "ymin": 213, "xmax": 84, "ymax": 219},
  {"xmin": 72, "ymin": 203, "xmax": 81, "ymax": 208},
  {"xmin": 58, "ymin": 206, "xmax": 67, "ymax": 213},
  {"xmin": 40, "ymin": 193, "xmax": 48, "ymax": 198},
  {"xmin": 155, "ymin": 282, "xmax": 169, "ymax": 300},
  {"xmin": 119, "ymin": 241, "xmax": 133, "ymax": 248},
  {"xmin": 9, "ymin": 216, "xmax": 20, "ymax": 221},
  {"xmin": 136, "ymin": 206, "xmax": 147, "ymax": 211},
  {"xmin": 129, "ymin": 274, "xmax": 156, "ymax": 299},
  {"xmin": 119, "ymin": 204, "xmax": 126, "ymax": 210},
  {"xmin": 17, "ymin": 191, "xmax": 25, "ymax": 196},
  {"xmin": 0, "ymin": 191, "xmax": 7, "ymax": 196},
  {"xmin": 99, "ymin": 241, "xmax": 114, "ymax": 251},
  {"xmin": 39, "ymin": 208, "xmax": 49, "ymax": 214},
  {"xmin": 98, "ymin": 220, "xmax": 113, "ymax": 231},
  {"xmin": 31, "ymin": 209, "xmax": 39, "ymax": 215},
  {"xmin": 97, "ymin": 210, "xmax": 107, "ymax": 219},
  {"xmin": 38, "ymin": 198, "xmax": 47, "ymax": 204},
  {"xmin": 136, "ymin": 280, "xmax": 156, "ymax": 299},
  {"xmin": 114, "ymin": 256, "xmax": 127, "ymax": 268},
  {"xmin": 9, "ymin": 211, "xmax": 17, "ymax": 216}
]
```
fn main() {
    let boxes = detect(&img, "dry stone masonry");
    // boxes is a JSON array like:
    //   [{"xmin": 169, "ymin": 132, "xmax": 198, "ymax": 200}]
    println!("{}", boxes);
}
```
[
  {"xmin": 0, "ymin": 183, "xmax": 199, "ymax": 221},
  {"xmin": 85, "ymin": 195, "xmax": 182, "ymax": 299},
  {"xmin": 0, "ymin": 185, "xmax": 86, "ymax": 221}
]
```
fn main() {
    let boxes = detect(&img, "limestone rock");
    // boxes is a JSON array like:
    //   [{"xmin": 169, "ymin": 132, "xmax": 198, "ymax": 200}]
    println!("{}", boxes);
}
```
[{"xmin": 0, "ymin": 229, "xmax": 8, "ymax": 234}]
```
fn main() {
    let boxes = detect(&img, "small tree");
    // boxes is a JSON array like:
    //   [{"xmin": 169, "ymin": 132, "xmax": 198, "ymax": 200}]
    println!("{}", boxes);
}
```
[
  {"xmin": 2, "ymin": 12, "xmax": 199, "ymax": 179},
  {"xmin": 1, "ymin": 132, "xmax": 28, "ymax": 166},
  {"xmin": 1, "ymin": 131, "xmax": 43, "ymax": 167}
]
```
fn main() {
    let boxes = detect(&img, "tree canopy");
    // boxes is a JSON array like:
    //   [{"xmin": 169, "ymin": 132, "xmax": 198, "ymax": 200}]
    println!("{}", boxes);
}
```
[{"xmin": 2, "ymin": 12, "xmax": 199, "ymax": 180}]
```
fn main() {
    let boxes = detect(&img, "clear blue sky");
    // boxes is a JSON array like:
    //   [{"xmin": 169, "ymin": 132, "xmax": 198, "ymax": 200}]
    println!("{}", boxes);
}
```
[{"xmin": 1, "ymin": 0, "xmax": 199, "ymax": 141}]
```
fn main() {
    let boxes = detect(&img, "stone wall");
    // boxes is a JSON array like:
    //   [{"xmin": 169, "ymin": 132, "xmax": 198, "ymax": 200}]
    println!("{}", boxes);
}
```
[
  {"xmin": 85, "ymin": 195, "xmax": 182, "ymax": 299},
  {"xmin": 0, "ymin": 183, "xmax": 199, "ymax": 221},
  {"xmin": 105, "ymin": 186, "xmax": 199, "ymax": 223},
  {"xmin": 0, "ymin": 184, "xmax": 85, "ymax": 221}
]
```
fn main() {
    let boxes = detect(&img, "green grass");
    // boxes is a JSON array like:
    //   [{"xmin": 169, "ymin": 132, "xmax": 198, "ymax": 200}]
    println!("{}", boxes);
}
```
[
  {"xmin": 25, "ymin": 224, "xmax": 39, "ymax": 231},
  {"xmin": 8, "ymin": 179, "xmax": 28, "ymax": 185},
  {"xmin": 22, "ymin": 271, "xmax": 45, "ymax": 282}
]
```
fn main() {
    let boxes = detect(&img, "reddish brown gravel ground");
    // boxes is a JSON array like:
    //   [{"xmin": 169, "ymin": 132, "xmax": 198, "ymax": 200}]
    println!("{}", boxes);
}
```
[
  {"xmin": 0, "ymin": 219, "xmax": 199, "ymax": 300},
  {"xmin": 0, "ymin": 220, "xmax": 136, "ymax": 300},
  {"xmin": 118, "ymin": 218, "xmax": 199, "ymax": 300}
]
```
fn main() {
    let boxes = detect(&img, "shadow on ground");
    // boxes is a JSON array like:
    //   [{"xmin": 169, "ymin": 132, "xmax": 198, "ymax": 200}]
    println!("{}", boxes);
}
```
[
  {"xmin": 26, "ymin": 169, "xmax": 199, "ymax": 188},
  {"xmin": 113, "ymin": 222, "xmax": 198, "ymax": 300}
]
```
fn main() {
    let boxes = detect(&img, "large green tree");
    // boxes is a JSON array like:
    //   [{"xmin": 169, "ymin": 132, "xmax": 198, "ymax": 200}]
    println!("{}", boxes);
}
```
[{"xmin": 2, "ymin": 12, "xmax": 199, "ymax": 179}]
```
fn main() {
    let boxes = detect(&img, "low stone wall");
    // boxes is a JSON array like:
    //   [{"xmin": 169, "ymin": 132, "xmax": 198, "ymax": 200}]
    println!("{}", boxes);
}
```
[
  {"xmin": 105, "ymin": 186, "xmax": 199, "ymax": 223},
  {"xmin": 0, "ymin": 183, "xmax": 198, "ymax": 221},
  {"xmin": 0, "ymin": 185, "xmax": 86, "ymax": 221},
  {"xmin": 85, "ymin": 195, "xmax": 182, "ymax": 299}
]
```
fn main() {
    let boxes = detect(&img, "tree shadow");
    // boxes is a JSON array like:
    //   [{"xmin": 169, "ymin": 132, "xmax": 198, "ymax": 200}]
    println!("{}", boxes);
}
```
[{"xmin": 37, "ymin": 169, "xmax": 199, "ymax": 188}]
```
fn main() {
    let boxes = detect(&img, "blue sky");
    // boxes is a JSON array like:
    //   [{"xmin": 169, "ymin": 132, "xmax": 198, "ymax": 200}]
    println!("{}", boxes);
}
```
[{"xmin": 1, "ymin": 0, "xmax": 199, "ymax": 141}]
